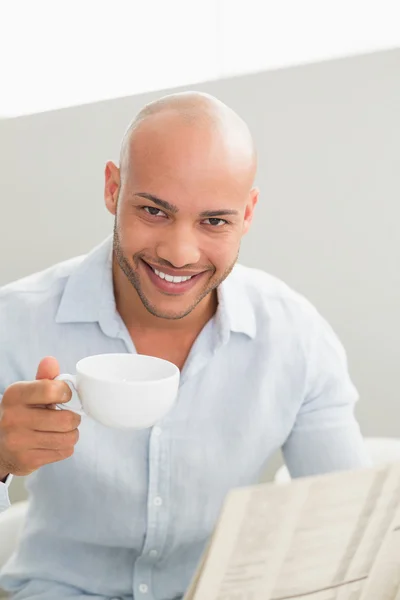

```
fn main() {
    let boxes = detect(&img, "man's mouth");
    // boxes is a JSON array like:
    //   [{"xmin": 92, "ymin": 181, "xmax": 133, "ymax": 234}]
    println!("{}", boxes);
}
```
[
  {"xmin": 151, "ymin": 266, "xmax": 193, "ymax": 284},
  {"xmin": 141, "ymin": 259, "xmax": 206, "ymax": 294}
]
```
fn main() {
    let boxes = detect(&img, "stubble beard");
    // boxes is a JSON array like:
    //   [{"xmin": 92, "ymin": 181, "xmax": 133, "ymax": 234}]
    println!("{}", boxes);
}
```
[{"xmin": 113, "ymin": 221, "xmax": 238, "ymax": 321}]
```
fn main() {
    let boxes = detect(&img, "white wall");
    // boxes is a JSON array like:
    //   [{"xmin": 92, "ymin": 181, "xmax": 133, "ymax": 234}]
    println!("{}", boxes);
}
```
[{"xmin": 1, "ymin": 48, "xmax": 399, "ymax": 499}]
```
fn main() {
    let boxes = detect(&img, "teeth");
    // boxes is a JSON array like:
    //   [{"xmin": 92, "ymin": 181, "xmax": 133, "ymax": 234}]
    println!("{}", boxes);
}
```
[{"xmin": 153, "ymin": 268, "xmax": 192, "ymax": 284}]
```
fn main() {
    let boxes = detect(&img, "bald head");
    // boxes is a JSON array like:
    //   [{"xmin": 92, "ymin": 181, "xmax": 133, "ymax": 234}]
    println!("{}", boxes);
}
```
[
  {"xmin": 119, "ymin": 91, "xmax": 257, "ymax": 183},
  {"xmin": 107, "ymin": 92, "xmax": 259, "ymax": 322}
]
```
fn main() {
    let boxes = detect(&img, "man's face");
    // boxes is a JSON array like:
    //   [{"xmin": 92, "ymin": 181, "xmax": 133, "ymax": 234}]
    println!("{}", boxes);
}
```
[{"xmin": 105, "ymin": 116, "xmax": 258, "ymax": 321}]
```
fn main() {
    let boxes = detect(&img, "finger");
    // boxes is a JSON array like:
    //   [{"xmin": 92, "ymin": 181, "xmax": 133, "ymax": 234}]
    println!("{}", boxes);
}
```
[
  {"xmin": 21, "ymin": 380, "xmax": 72, "ymax": 406},
  {"xmin": 27, "ymin": 447, "xmax": 75, "ymax": 470},
  {"xmin": 2, "ymin": 428, "xmax": 79, "ymax": 453},
  {"xmin": 30, "ymin": 429, "xmax": 79, "ymax": 451},
  {"xmin": 36, "ymin": 357, "xmax": 60, "ymax": 381},
  {"xmin": 1, "ymin": 403, "xmax": 78, "ymax": 433},
  {"xmin": 28, "ymin": 406, "xmax": 81, "ymax": 432}
]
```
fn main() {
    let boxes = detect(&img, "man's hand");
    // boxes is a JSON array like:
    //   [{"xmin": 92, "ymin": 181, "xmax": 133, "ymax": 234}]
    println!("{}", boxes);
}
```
[{"xmin": 0, "ymin": 357, "xmax": 81, "ymax": 479}]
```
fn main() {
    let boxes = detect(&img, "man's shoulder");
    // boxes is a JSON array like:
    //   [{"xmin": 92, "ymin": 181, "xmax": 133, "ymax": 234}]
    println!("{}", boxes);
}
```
[
  {"xmin": 231, "ymin": 263, "xmax": 316, "ymax": 316},
  {"xmin": 0, "ymin": 254, "xmax": 86, "ymax": 314},
  {"xmin": 229, "ymin": 264, "xmax": 335, "ymax": 351}
]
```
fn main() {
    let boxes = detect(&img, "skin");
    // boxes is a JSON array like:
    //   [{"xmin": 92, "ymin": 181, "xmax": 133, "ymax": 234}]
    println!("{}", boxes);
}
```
[
  {"xmin": 0, "ymin": 92, "xmax": 258, "ymax": 480},
  {"xmin": 107, "ymin": 92, "xmax": 258, "ymax": 329}
]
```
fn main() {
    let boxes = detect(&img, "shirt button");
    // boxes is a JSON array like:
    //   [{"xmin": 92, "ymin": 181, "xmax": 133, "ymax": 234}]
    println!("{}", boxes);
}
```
[
  {"xmin": 139, "ymin": 583, "xmax": 148, "ymax": 593},
  {"xmin": 149, "ymin": 549, "xmax": 158, "ymax": 558},
  {"xmin": 154, "ymin": 496, "xmax": 163, "ymax": 506},
  {"xmin": 153, "ymin": 426, "xmax": 162, "ymax": 436}
]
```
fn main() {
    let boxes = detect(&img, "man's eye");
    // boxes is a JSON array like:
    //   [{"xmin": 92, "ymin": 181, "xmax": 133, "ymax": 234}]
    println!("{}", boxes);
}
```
[
  {"xmin": 203, "ymin": 218, "xmax": 227, "ymax": 227},
  {"xmin": 143, "ymin": 206, "xmax": 165, "ymax": 217}
]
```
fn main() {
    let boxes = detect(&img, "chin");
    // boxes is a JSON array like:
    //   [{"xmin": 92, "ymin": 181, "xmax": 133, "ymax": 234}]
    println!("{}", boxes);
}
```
[{"xmin": 148, "ymin": 307, "xmax": 194, "ymax": 321}]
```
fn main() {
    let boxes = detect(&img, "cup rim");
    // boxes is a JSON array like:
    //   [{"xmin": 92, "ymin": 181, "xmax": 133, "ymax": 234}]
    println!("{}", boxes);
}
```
[{"xmin": 76, "ymin": 353, "xmax": 180, "ymax": 385}]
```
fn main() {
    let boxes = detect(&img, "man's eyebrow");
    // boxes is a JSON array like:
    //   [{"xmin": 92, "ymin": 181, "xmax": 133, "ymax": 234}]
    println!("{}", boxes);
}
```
[
  {"xmin": 135, "ymin": 193, "xmax": 179, "ymax": 214},
  {"xmin": 199, "ymin": 209, "xmax": 239, "ymax": 218},
  {"xmin": 135, "ymin": 193, "xmax": 239, "ymax": 218}
]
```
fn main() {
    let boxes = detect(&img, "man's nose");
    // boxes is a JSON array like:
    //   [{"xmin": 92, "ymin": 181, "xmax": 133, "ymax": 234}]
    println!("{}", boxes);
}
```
[{"xmin": 155, "ymin": 225, "xmax": 201, "ymax": 268}]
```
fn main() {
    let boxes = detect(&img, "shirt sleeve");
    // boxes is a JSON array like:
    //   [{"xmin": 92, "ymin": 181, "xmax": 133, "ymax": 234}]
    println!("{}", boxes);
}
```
[
  {"xmin": 282, "ymin": 308, "xmax": 371, "ymax": 478},
  {"xmin": 0, "ymin": 475, "xmax": 12, "ymax": 513},
  {"xmin": 0, "ymin": 303, "xmax": 23, "ymax": 513}
]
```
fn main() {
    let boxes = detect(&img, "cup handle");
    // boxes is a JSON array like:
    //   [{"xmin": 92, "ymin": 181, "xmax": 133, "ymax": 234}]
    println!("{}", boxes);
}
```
[{"xmin": 54, "ymin": 374, "xmax": 85, "ymax": 416}]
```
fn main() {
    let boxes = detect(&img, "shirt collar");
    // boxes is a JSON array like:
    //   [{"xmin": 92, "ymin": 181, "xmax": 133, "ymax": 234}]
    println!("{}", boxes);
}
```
[
  {"xmin": 56, "ymin": 236, "xmax": 256, "ymax": 339},
  {"xmin": 55, "ymin": 236, "xmax": 115, "ymax": 326},
  {"xmin": 216, "ymin": 266, "xmax": 257, "ymax": 340}
]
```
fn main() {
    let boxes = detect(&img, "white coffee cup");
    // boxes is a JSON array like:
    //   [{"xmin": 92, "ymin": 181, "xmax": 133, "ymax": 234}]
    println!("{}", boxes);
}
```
[{"xmin": 55, "ymin": 353, "xmax": 180, "ymax": 429}]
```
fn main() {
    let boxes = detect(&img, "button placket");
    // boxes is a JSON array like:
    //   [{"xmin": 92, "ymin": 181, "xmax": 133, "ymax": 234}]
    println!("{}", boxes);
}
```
[{"xmin": 133, "ymin": 423, "xmax": 170, "ymax": 597}]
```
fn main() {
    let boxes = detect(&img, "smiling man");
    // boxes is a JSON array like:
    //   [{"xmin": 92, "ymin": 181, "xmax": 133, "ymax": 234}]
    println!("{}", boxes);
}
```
[
  {"xmin": 108, "ymin": 94, "xmax": 258, "ymax": 370},
  {"xmin": 0, "ymin": 92, "xmax": 369, "ymax": 600}
]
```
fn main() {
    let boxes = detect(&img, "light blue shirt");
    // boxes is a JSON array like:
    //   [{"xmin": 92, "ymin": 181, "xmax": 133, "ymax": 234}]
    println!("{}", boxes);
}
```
[{"xmin": 0, "ymin": 237, "xmax": 369, "ymax": 600}]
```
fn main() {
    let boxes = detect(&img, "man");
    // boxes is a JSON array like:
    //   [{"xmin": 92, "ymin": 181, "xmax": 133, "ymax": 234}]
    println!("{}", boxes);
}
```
[{"xmin": 0, "ymin": 92, "xmax": 369, "ymax": 600}]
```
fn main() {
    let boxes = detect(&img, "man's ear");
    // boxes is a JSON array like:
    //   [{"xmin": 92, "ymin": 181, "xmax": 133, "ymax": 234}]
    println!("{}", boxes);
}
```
[
  {"xmin": 242, "ymin": 187, "xmax": 259, "ymax": 235},
  {"xmin": 104, "ymin": 161, "xmax": 121, "ymax": 216}
]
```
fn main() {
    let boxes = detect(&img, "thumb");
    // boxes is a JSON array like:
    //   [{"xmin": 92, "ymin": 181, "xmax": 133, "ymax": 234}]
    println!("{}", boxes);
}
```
[{"xmin": 36, "ymin": 356, "xmax": 61, "ymax": 381}]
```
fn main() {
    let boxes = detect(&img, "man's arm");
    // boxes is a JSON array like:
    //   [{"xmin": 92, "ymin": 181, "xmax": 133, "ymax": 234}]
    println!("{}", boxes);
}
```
[
  {"xmin": 282, "ymin": 309, "xmax": 371, "ymax": 478},
  {"xmin": 0, "ymin": 392, "xmax": 12, "ymax": 512}
]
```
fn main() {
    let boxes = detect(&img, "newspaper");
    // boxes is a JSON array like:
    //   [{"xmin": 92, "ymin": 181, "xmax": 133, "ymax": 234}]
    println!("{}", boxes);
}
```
[{"xmin": 184, "ymin": 464, "xmax": 400, "ymax": 600}]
